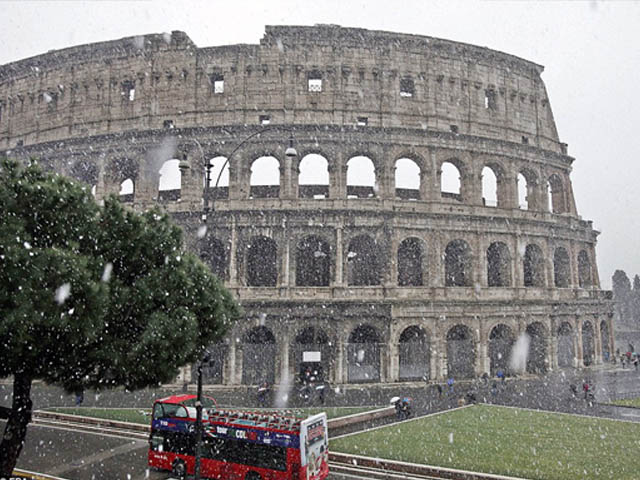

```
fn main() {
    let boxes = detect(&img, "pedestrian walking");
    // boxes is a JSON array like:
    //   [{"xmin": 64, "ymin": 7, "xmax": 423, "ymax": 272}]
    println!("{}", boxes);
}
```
[
  {"xmin": 74, "ymin": 390, "xmax": 84, "ymax": 406},
  {"xmin": 436, "ymin": 383, "xmax": 443, "ymax": 397},
  {"xmin": 447, "ymin": 376, "xmax": 455, "ymax": 394}
]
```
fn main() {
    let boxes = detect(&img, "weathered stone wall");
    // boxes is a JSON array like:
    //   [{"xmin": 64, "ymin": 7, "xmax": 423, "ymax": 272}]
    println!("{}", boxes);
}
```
[{"xmin": 0, "ymin": 26, "xmax": 613, "ymax": 387}]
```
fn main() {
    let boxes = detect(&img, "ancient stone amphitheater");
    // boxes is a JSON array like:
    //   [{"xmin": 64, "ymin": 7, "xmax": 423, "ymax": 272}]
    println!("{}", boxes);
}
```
[{"xmin": 0, "ymin": 25, "xmax": 613, "ymax": 387}]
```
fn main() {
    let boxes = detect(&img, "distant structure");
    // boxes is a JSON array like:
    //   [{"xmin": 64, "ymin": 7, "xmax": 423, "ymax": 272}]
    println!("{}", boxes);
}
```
[
  {"xmin": 0, "ymin": 25, "xmax": 613, "ymax": 386},
  {"xmin": 612, "ymin": 270, "xmax": 640, "ymax": 354}
]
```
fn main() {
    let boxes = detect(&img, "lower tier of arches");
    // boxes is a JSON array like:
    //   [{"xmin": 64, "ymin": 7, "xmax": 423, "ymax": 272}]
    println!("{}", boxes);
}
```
[{"xmin": 178, "ymin": 302, "xmax": 614, "ymax": 386}]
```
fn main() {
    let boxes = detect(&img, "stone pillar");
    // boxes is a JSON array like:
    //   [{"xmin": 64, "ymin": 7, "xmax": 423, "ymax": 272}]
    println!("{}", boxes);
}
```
[
  {"xmin": 429, "ymin": 336, "xmax": 439, "ymax": 381},
  {"xmin": 569, "ymin": 241, "xmax": 579, "ymax": 289},
  {"xmin": 549, "ymin": 327, "xmax": 558, "ymax": 370},
  {"xmin": 281, "ymin": 151, "xmax": 294, "ymax": 199},
  {"xmin": 179, "ymin": 150, "xmax": 203, "ymax": 206},
  {"xmin": 335, "ymin": 340, "xmax": 344, "ymax": 384},
  {"xmin": 235, "ymin": 343, "xmax": 244, "ymax": 385},
  {"xmin": 95, "ymin": 157, "xmax": 120, "ymax": 202},
  {"xmin": 331, "ymin": 151, "xmax": 346, "ymax": 198},
  {"xmin": 225, "ymin": 339, "xmax": 237, "ymax": 385},
  {"xmin": 229, "ymin": 216, "xmax": 239, "ymax": 287},
  {"xmin": 281, "ymin": 227, "xmax": 290, "ymax": 287},
  {"xmin": 594, "ymin": 320, "xmax": 603, "ymax": 365},
  {"xmin": 575, "ymin": 320, "xmax": 583, "ymax": 368},
  {"xmin": 335, "ymin": 227, "xmax": 344, "ymax": 286},
  {"xmin": 228, "ymin": 152, "xmax": 243, "ymax": 200},
  {"xmin": 474, "ymin": 234, "xmax": 485, "ymax": 288},
  {"xmin": 428, "ymin": 148, "xmax": 440, "ymax": 201},
  {"xmin": 389, "ymin": 342, "xmax": 399, "ymax": 382},
  {"xmin": 465, "ymin": 159, "xmax": 483, "ymax": 206},
  {"xmin": 513, "ymin": 235, "xmax": 523, "ymax": 288},
  {"xmin": 277, "ymin": 339, "xmax": 290, "ymax": 385},
  {"xmin": 432, "ymin": 234, "xmax": 444, "ymax": 287}
]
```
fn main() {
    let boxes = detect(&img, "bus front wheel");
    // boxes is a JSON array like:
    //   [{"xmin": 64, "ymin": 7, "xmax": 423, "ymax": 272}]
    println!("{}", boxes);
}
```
[
  {"xmin": 172, "ymin": 459, "xmax": 186, "ymax": 479},
  {"xmin": 245, "ymin": 472, "xmax": 262, "ymax": 480}
]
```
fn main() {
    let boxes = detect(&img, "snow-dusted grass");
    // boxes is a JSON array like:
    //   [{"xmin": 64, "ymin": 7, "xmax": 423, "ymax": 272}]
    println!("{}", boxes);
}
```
[
  {"xmin": 611, "ymin": 397, "xmax": 640, "ymax": 408},
  {"xmin": 45, "ymin": 406, "xmax": 372, "ymax": 424},
  {"xmin": 330, "ymin": 404, "xmax": 640, "ymax": 480}
]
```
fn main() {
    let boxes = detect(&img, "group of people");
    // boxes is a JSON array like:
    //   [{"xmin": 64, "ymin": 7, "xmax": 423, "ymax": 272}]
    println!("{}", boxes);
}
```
[{"xmin": 618, "ymin": 349, "xmax": 639, "ymax": 370}]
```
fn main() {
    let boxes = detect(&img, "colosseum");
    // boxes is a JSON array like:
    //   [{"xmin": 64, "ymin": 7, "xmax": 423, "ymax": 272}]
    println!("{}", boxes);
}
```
[{"xmin": 0, "ymin": 25, "xmax": 613, "ymax": 387}]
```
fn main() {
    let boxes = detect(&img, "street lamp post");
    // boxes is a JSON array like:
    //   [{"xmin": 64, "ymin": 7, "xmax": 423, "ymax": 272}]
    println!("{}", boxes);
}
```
[{"xmin": 179, "ymin": 128, "xmax": 297, "ymax": 480}]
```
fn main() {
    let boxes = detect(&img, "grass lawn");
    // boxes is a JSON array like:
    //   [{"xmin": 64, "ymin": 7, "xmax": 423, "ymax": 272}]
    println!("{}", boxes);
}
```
[
  {"xmin": 44, "ymin": 406, "xmax": 374, "ymax": 424},
  {"xmin": 330, "ymin": 404, "xmax": 640, "ymax": 480},
  {"xmin": 611, "ymin": 397, "xmax": 640, "ymax": 408}
]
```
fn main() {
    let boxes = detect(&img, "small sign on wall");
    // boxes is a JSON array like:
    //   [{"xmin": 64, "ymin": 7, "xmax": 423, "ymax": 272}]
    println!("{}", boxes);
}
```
[{"xmin": 303, "ymin": 351, "xmax": 321, "ymax": 362}]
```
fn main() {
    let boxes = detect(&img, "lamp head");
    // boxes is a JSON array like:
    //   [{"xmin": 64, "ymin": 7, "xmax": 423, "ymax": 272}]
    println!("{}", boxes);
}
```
[
  {"xmin": 178, "ymin": 153, "xmax": 190, "ymax": 172},
  {"xmin": 285, "ymin": 134, "xmax": 297, "ymax": 159}
]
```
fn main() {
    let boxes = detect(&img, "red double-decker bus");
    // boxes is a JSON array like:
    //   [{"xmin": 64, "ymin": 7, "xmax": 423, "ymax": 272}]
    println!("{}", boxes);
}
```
[{"xmin": 148, "ymin": 394, "xmax": 329, "ymax": 480}]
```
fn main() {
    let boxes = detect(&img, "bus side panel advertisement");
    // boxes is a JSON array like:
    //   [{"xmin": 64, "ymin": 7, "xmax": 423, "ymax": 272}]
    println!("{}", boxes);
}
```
[{"xmin": 299, "ymin": 413, "xmax": 329, "ymax": 480}]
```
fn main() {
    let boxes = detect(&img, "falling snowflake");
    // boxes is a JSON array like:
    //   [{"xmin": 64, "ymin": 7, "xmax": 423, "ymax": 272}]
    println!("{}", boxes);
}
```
[
  {"xmin": 101, "ymin": 262, "xmax": 113, "ymax": 282},
  {"xmin": 55, "ymin": 283, "xmax": 71, "ymax": 305}
]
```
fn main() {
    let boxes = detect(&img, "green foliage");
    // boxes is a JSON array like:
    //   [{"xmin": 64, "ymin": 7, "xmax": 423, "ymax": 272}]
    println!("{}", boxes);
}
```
[{"xmin": 0, "ymin": 158, "xmax": 240, "ymax": 392}]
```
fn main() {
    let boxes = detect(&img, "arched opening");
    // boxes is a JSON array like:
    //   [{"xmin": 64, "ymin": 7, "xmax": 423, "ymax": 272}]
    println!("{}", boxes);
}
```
[
  {"xmin": 70, "ymin": 160, "xmax": 99, "ymax": 187},
  {"xmin": 250, "ymin": 156, "xmax": 280, "ymax": 198},
  {"xmin": 246, "ymin": 236, "xmax": 278, "ymax": 286},
  {"xmin": 517, "ymin": 173, "xmax": 528, "ymax": 210},
  {"xmin": 445, "ymin": 239, "xmax": 472, "ymax": 287},
  {"xmin": 523, "ymin": 244, "xmax": 545, "ymax": 287},
  {"xmin": 582, "ymin": 321, "xmax": 595, "ymax": 367},
  {"xmin": 578, "ymin": 250, "xmax": 592, "ymax": 288},
  {"xmin": 191, "ymin": 343, "xmax": 226, "ymax": 384},
  {"xmin": 397, "ymin": 237, "xmax": 424, "ymax": 286},
  {"xmin": 347, "ymin": 235, "xmax": 381, "ymax": 286},
  {"xmin": 201, "ymin": 237, "xmax": 228, "ymax": 280},
  {"xmin": 298, "ymin": 153, "xmax": 330, "ymax": 199},
  {"xmin": 158, "ymin": 159, "xmax": 181, "ymax": 201},
  {"xmin": 440, "ymin": 161, "xmax": 461, "ymax": 201},
  {"xmin": 526, "ymin": 322, "xmax": 548, "ymax": 374},
  {"xmin": 347, "ymin": 325, "xmax": 381, "ymax": 383},
  {"xmin": 291, "ymin": 327, "xmax": 331, "ymax": 384},
  {"xmin": 346, "ymin": 156, "xmax": 376, "ymax": 198},
  {"xmin": 557, "ymin": 322, "xmax": 574, "ymax": 368},
  {"xmin": 554, "ymin": 247, "xmax": 571, "ymax": 288},
  {"xmin": 395, "ymin": 158, "xmax": 421, "ymax": 200},
  {"xmin": 446, "ymin": 325, "xmax": 475, "ymax": 379},
  {"xmin": 119, "ymin": 178, "xmax": 134, "ymax": 203},
  {"xmin": 548, "ymin": 174, "xmax": 566, "ymax": 213},
  {"xmin": 296, "ymin": 236, "xmax": 331, "ymax": 286},
  {"xmin": 206, "ymin": 156, "xmax": 229, "ymax": 200},
  {"xmin": 600, "ymin": 320, "xmax": 611, "ymax": 362},
  {"xmin": 242, "ymin": 326, "xmax": 276, "ymax": 385},
  {"xmin": 398, "ymin": 326, "xmax": 430, "ymax": 381},
  {"xmin": 489, "ymin": 324, "xmax": 514, "ymax": 375},
  {"xmin": 481, "ymin": 166, "xmax": 498, "ymax": 207},
  {"xmin": 487, "ymin": 242, "xmax": 511, "ymax": 287}
]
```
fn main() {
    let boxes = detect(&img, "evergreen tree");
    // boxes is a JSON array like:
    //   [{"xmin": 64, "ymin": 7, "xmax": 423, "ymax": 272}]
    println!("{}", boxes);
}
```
[{"xmin": 0, "ymin": 159, "xmax": 240, "ymax": 475}]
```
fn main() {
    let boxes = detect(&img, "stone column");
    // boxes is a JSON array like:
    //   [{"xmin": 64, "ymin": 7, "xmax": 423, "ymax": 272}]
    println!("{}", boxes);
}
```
[
  {"xmin": 335, "ymin": 227, "xmax": 344, "ymax": 286},
  {"xmin": 569, "ymin": 241, "xmax": 579, "ymax": 289},
  {"xmin": 594, "ymin": 320, "xmax": 603, "ymax": 365},
  {"xmin": 575, "ymin": 320, "xmax": 583, "ymax": 368},
  {"xmin": 474, "ymin": 234, "xmax": 486, "ymax": 288},
  {"xmin": 429, "ymin": 336, "xmax": 439, "ymax": 381},
  {"xmin": 428, "ymin": 148, "xmax": 440, "ymax": 201},
  {"xmin": 389, "ymin": 342, "xmax": 399, "ymax": 382},
  {"xmin": 229, "ymin": 216, "xmax": 239, "ymax": 287},
  {"xmin": 235, "ymin": 343, "xmax": 244, "ymax": 385},
  {"xmin": 465, "ymin": 158, "xmax": 483, "ymax": 206},
  {"xmin": 432, "ymin": 234, "xmax": 444, "ymax": 287},
  {"xmin": 277, "ymin": 339, "xmax": 290, "ymax": 385},
  {"xmin": 281, "ymin": 227, "xmax": 290, "ymax": 287},
  {"xmin": 225, "ymin": 339, "xmax": 237, "ymax": 385}
]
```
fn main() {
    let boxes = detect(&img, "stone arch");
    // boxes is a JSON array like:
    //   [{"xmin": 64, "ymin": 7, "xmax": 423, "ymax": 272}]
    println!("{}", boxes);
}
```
[
  {"xmin": 242, "ymin": 326, "xmax": 276, "ymax": 385},
  {"xmin": 487, "ymin": 242, "xmax": 511, "ymax": 287},
  {"xmin": 347, "ymin": 234, "xmax": 381, "ymax": 286},
  {"xmin": 517, "ymin": 172, "xmax": 529, "ymax": 210},
  {"xmin": 291, "ymin": 326, "xmax": 332, "ymax": 383},
  {"xmin": 192, "ymin": 342, "xmax": 226, "ymax": 385},
  {"xmin": 347, "ymin": 324, "xmax": 381, "ymax": 383},
  {"xmin": 296, "ymin": 235, "xmax": 331, "ymax": 286},
  {"xmin": 206, "ymin": 155, "xmax": 229, "ymax": 200},
  {"xmin": 483, "ymin": 161, "xmax": 508, "ymax": 207},
  {"xmin": 554, "ymin": 247, "xmax": 571, "ymax": 288},
  {"xmin": 298, "ymin": 153, "xmax": 330, "ymax": 199},
  {"xmin": 201, "ymin": 236, "xmax": 228, "ymax": 281},
  {"xmin": 446, "ymin": 324, "xmax": 475, "ymax": 379},
  {"xmin": 523, "ymin": 244, "xmax": 545, "ymax": 287},
  {"xmin": 600, "ymin": 319, "xmax": 611, "ymax": 362},
  {"xmin": 557, "ymin": 322, "xmax": 575, "ymax": 368},
  {"xmin": 578, "ymin": 250, "xmax": 592, "ymax": 288},
  {"xmin": 158, "ymin": 159, "xmax": 181, "ymax": 199},
  {"xmin": 397, "ymin": 237, "xmax": 425, "ymax": 286},
  {"xmin": 398, "ymin": 326, "xmax": 430, "ymax": 381},
  {"xmin": 488, "ymin": 324, "xmax": 515, "ymax": 375},
  {"xmin": 440, "ymin": 160, "xmax": 461, "ymax": 200},
  {"xmin": 582, "ymin": 320, "xmax": 595, "ymax": 367},
  {"xmin": 526, "ymin": 322, "xmax": 548, "ymax": 374},
  {"xmin": 250, "ymin": 155, "xmax": 280, "ymax": 198},
  {"xmin": 119, "ymin": 178, "xmax": 135, "ymax": 203},
  {"xmin": 346, "ymin": 155, "xmax": 376, "ymax": 198},
  {"xmin": 548, "ymin": 173, "xmax": 566, "ymax": 213},
  {"xmin": 445, "ymin": 239, "xmax": 472, "ymax": 287},
  {"xmin": 395, "ymin": 157, "xmax": 421, "ymax": 200},
  {"xmin": 70, "ymin": 160, "xmax": 99, "ymax": 187},
  {"xmin": 246, "ymin": 236, "xmax": 278, "ymax": 286}
]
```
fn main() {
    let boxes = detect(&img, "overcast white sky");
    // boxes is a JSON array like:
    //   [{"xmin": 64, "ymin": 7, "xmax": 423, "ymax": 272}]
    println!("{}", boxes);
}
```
[{"xmin": 1, "ymin": 0, "xmax": 638, "ymax": 288}]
